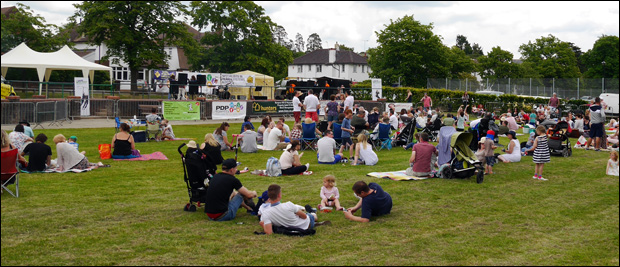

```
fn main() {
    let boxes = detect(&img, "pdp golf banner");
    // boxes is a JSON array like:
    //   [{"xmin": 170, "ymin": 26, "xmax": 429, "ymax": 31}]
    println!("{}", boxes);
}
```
[
  {"xmin": 212, "ymin": 101, "xmax": 247, "ymax": 120},
  {"xmin": 163, "ymin": 101, "xmax": 201, "ymax": 121}
]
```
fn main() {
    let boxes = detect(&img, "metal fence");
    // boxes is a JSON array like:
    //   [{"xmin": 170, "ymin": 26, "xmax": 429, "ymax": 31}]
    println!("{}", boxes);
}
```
[
  {"xmin": 1, "ymin": 100, "xmax": 68, "ymax": 128},
  {"xmin": 427, "ymin": 78, "xmax": 620, "ymax": 100}
]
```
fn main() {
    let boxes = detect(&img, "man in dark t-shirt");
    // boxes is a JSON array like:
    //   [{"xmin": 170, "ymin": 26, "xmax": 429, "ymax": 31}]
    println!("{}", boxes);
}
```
[
  {"xmin": 344, "ymin": 181, "xmax": 392, "ymax": 223},
  {"xmin": 204, "ymin": 159, "xmax": 257, "ymax": 221},
  {"xmin": 351, "ymin": 112, "xmax": 369, "ymax": 136},
  {"xmin": 21, "ymin": 133, "xmax": 52, "ymax": 172}
]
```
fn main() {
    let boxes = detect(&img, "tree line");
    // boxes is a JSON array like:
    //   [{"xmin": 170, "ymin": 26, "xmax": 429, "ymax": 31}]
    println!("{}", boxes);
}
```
[{"xmin": 2, "ymin": 2, "xmax": 618, "ymax": 91}]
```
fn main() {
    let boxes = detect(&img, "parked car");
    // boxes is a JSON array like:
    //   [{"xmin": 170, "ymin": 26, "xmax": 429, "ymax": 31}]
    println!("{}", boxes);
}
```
[{"xmin": 1, "ymin": 76, "xmax": 16, "ymax": 99}]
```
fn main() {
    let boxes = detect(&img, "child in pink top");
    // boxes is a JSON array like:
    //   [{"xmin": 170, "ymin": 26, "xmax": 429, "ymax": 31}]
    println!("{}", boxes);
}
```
[{"xmin": 318, "ymin": 175, "xmax": 343, "ymax": 211}]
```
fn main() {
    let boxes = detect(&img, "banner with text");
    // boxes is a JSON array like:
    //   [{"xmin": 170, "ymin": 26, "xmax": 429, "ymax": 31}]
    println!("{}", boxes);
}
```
[
  {"xmin": 212, "ymin": 101, "xmax": 247, "ymax": 120},
  {"xmin": 163, "ymin": 101, "xmax": 201, "ymax": 121},
  {"xmin": 221, "ymin": 74, "xmax": 255, "ymax": 87},
  {"xmin": 74, "ymin": 77, "xmax": 90, "ymax": 116},
  {"xmin": 252, "ymin": 101, "xmax": 294, "ymax": 114}
]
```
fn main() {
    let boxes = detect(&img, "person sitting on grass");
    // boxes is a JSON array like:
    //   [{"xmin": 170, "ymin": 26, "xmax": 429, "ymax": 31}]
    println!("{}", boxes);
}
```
[
  {"xmin": 161, "ymin": 119, "xmax": 175, "ymax": 140},
  {"xmin": 67, "ymin": 136, "xmax": 85, "ymax": 155},
  {"xmin": 213, "ymin": 122, "xmax": 233, "ymax": 151},
  {"xmin": 406, "ymin": 132, "xmax": 438, "ymax": 177},
  {"xmin": 343, "ymin": 181, "xmax": 392, "ymax": 223},
  {"xmin": 112, "ymin": 123, "xmax": 139, "ymax": 157},
  {"xmin": 21, "ymin": 133, "xmax": 52, "ymax": 172},
  {"xmin": 204, "ymin": 159, "xmax": 258, "ymax": 222},
  {"xmin": 259, "ymin": 184, "xmax": 328, "ymax": 235},
  {"xmin": 240, "ymin": 115, "xmax": 254, "ymax": 134},
  {"xmin": 239, "ymin": 123, "xmax": 258, "ymax": 153},
  {"xmin": 200, "ymin": 133, "xmax": 224, "ymax": 175},
  {"xmin": 278, "ymin": 140, "xmax": 309, "ymax": 175},
  {"xmin": 317, "ymin": 130, "xmax": 344, "ymax": 164},
  {"xmin": 318, "ymin": 175, "xmax": 343, "ymax": 211},
  {"xmin": 55, "ymin": 134, "xmax": 105, "ymax": 171},
  {"xmin": 8, "ymin": 124, "xmax": 33, "ymax": 154},
  {"xmin": 351, "ymin": 134, "xmax": 378, "ymax": 166}
]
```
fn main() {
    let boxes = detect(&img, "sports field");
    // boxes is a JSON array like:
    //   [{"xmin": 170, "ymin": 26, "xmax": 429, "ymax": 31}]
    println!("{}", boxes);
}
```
[{"xmin": 1, "ymin": 121, "xmax": 618, "ymax": 265}]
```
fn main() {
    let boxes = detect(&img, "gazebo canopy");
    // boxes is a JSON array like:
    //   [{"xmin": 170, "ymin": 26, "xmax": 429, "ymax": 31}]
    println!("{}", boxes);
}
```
[{"xmin": 1, "ymin": 42, "xmax": 111, "ymax": 93}]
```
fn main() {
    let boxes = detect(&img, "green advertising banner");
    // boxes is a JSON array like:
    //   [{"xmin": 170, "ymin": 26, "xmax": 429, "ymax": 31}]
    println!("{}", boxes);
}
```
[{"xmin": 163, "ymin": 101, "xmax": 201, "ymax": 121}]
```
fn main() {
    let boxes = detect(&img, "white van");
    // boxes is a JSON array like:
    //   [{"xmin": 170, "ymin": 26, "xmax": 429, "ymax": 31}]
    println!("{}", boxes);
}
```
[{"xmin": 599, "ymin": 93, "xmax": 619, "ymax": 116}]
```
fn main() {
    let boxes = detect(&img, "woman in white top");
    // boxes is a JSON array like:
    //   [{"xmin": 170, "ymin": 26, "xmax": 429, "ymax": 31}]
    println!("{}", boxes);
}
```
[
  {"xmin": 498, "ymin": 131, "xmax": 522, "ymax": 163},
  {"xmin": 279, "ymin": 140, "xmax": 309, "ymax": 175},
  {"xmin": 351, "ymin": 134, "xmax": 378, "ymax": 166},
  {"xmin": 54, "ymin": 134, "xmax": 102, "ymax": 171}
]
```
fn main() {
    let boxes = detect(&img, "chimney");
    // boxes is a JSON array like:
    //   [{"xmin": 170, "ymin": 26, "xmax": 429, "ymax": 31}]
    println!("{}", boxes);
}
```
[
  {"xmin": 329, "ymin": 48, "xmax": 336, "ymax": 64},
  {"xmin": 335, "ymin": 42, "xmax": 340, "ymax": 51}
]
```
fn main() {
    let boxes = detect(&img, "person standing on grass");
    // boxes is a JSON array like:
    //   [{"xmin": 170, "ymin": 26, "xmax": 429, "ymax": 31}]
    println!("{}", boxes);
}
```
[
  {"xmin": 205, "ymin": 159, "xmax": 258, "ymax": 221},
  {"xmin": 420, "ymin": 92, "xmax": 432, "ymax": 112},
  {"xmin": 525, "ymin": 125, "xmax": 551, "ymax": 181},
  {"xmin": 585, "ymin": 97, "xmax": 606, "ymax": 151},
  {"xmin": 292, "ymin": 91, "xmax": 303, "ymax": 124},
  {"xmin": 303, "ymin": 89, "xmax": 320, "ymax": 122},
  {"xmin": 344, "ymin": 181, "xmax": 392, "ymax": 223}
]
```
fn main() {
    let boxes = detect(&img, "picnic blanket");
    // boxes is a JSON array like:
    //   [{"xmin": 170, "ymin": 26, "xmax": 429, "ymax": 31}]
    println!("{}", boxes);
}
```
[
  {"xmin": 367, "ymin": 170, "xmax": 429, "ymax": 181},
  {"xmin": 20, "ymin": 167, "xmax": 97, "ymax": 173},
  {"xmin": 252, "ymin": 170, "xmax": 313, "ymax": 176},
  {"xmin": 113, "ymin": 152, "xmax": 168, "ymax": 161},
  {"xmin": 162, "ymin": 138, "xmax": 194, "ymax": 141}
]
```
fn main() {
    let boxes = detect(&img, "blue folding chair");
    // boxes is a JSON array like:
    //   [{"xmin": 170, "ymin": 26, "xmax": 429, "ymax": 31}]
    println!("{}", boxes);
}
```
[
  {"xmin": 301, "ymin": 122, "xmax": 319, "ymax": 151},
  {"xmin": 332, "ymin": 122, "xmax": 342, "ymax": 148},
  {"xmin": 371, "ymin": 123, "xmax": 392, "ymax": 151},
  {"xmin": 115, "ymin": 117, "xmax": 121, "ymax": 133}
]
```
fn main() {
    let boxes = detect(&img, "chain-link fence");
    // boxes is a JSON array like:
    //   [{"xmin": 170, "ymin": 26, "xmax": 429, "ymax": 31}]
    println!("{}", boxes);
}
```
[{"xmin": 427, "ymin": 78, "xmax": 619, "ymax": 100}]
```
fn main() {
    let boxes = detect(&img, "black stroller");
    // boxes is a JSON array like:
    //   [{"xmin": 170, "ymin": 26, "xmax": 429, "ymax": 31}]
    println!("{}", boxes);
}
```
[
  {"xmin": 392, "ymin": 120, "xmax": 416, "ymax": 147},
  {"xmin": 420, "ymin": 118, "xmax": 442, "ymax": 142},
  {"xmin": 546, "ymin": 121, "xmax": 572, "ymax": 157},
  {"xmin": 178, "ymin": 143, "xmax": 211, "ymax": 212}
]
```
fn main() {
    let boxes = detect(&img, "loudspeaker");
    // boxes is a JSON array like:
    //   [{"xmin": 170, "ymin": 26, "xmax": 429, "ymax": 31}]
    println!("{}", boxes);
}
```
[
  {"xmin": 254, "ymin": 96, "xmax": 268, "ymax": 100},
  {"xmin": 178, "ymin": 73, "xmax": 188, "ymax": 85},
  {"xmin": 254, "ymin": 86, "xmax": 262, "ymax": 91},
  {"xmin": 197, "ymin": 74, "xmax": 206, "ymax": 85}
]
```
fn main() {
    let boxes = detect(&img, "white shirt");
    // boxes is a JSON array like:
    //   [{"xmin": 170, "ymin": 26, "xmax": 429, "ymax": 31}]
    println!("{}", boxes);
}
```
[
  {"xmin": 344, "ymin": 95, "xmax": 354, "ymax": 111},
  {"xmin": 389, "ymin": 114, "xmax": 399, "ymax": 129},
  {"xmin": 317, "ymin": 136, "xmax": 337, "ymax": 163},
  {"xmin": 293, "ymin": 96, "xmax": 302, "ymax": 112},
  {"xmin": 260, "ymin": 201, "xmax": 310, "ymax": 230},
  {"xmin": 279, "ymin": 150, "xmax": 298, "ymax": 170},
  {"xmin": 357, "ymin": 143, "xmax": 378, "ymax": 165},
  {"xmin": 265, "ymin": 128, "xmax": 283, "ymax": 150},
  {"xmin": 303, "ymin": 94, "xmax": 319, "ymax": 112}
]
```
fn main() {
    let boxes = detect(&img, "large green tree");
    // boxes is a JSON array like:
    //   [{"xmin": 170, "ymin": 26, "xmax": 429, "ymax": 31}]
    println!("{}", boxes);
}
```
[
  {"xmin": 306, "ymin": 33, "xmax": 323, "ymax": 52},
  {"xmin": 477, "ymin": 46, "xmax": 520, "ymax": 80},
  {"xmin": 448, "ymin": 46, "xmax": 477, "ymax": 79},
  {"xmin": 582, "ymin": 35, "xmax": 619, "ymax": 78},
  {"xmin": 189, "ymin": 1, "xmax": 292, "ymax": 80},
  {"xmin": 1, "ymin": 3, "xmax": 71, "ymax": 54},
  {"xmin": 70, "ymin": 1, "xmax": 199, "ymax": 91},
  {"xmin": 367, "ymin": 15, "xmax": 450, "ymax": 87},
  {"xmin": 518, "ymin": 34, "xmax": 581, "ymax": 78}
]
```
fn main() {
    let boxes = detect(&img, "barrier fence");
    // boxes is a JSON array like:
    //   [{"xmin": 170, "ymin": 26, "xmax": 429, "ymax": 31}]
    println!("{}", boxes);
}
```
[{"xmin": 1, "ymin": 100, "xmax": 69, "ymax": 128}]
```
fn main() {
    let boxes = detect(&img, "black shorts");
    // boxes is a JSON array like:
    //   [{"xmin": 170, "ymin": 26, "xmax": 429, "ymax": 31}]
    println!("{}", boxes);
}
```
[{"xmin": 589, "ymin": 123, "xmax": 604, "ymax": 138}]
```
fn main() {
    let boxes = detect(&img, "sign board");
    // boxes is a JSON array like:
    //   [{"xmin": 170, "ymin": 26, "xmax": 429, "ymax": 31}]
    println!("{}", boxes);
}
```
[
  {"xmin": 221, "ymin": 74, "xmax": 255, "ymax": 87},
  {"xmin": 205, "ymin": 73, "xmax": 221, "ymax": 86},
  {"xmin": 163, "ymin": 101, "xmax": 201, "ymax": 121},
  {"xmin": 371, "ymin": 79, "xmax": 382, "ymax": 101},
  {"xmin": 74, "ymin": 77, "xmax": 90, "ymax": 116},
  {"xmin": 212, "ymin": 101, "xmax": 247, "ymax": 120},
  {"xmin": 252, "ymin": 101, "xmax": 294, "ymax": 114}
]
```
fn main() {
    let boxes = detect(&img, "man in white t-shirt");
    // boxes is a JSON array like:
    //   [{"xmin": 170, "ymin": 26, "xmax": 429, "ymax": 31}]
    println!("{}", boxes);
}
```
[
  {"xmin": 265, "ymin": 121, "xmax": 288, "ymax": 150},
  {"xmin": 317, "ymin": 130, "xmax": 344, "ymax": 164},
  {"xmin": 292, "ymin": 91, "xmax": 303, "ymax": 124},
  {"xmin": 278, "ymin": 117, "xmax": 291, "ymax": 139},
  {"xmin": 343, "ymin": 90, "xmax": 354, "ymax": 112},
  {"xmin": 303, "ymin": 89, "xmax": 320, "ymax": 122},
  {"xmin": 389, "ymin": 111, "xmax": 399, "ymax": 130},
  {"xmin": 259, "ymin": 184, "xmax": 321, "ymax": 235}
]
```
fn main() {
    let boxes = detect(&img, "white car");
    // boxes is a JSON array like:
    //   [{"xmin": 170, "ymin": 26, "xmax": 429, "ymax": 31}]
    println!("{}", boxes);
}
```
[
  {"xmin": 475, "ymin": 90, "xmax": 504, "ymax": 96},
  {"xmin": 599, "ymin": 93, "xmax": 619, "ymax": 116}
]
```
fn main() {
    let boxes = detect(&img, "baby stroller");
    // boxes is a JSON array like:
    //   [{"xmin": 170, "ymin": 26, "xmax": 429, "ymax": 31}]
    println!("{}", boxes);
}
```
[
  {"xmin": 178, "ymin": 143, "xmax": 210, "ymax": 212},
  {"xmin": 420, "ymin": 118, "xmax": 442, "ymax": 142},
  {"xmin": 392, "ymin": 120, "xmax": 416, "ymax": 147},
  {"xmin": 547, "ymin": 121, "xmax": 572, "ymax": 157},
  {"xmin": 440, "ymin": 132, "xmax": 485, "ymax": 184}
]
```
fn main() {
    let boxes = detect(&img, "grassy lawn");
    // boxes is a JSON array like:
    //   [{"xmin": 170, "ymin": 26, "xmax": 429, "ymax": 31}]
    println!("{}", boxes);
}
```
[{"xmin": 1, "ymin": 122, "xmax": 618, "ymax": 266}]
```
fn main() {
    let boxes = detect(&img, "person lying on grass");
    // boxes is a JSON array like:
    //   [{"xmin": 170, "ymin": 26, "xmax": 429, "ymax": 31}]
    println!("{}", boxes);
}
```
[
  {"xmin": 343, "ymin": 181, "xmax": 392, "ymax": 223},
  {"xmin": 258, "ymin": 184, "xmax": 319, "ymax": 235}
]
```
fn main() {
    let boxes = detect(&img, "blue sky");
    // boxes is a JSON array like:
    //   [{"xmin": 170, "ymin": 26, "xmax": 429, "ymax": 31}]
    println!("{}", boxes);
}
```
[{"xmin": 2, "ymin": 1, "xmax": 618, "ymax": 58}]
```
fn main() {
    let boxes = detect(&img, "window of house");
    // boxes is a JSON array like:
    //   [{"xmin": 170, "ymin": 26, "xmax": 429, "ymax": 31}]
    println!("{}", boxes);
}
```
[
  {"xmin": 308, "ymin": 65, "xmax": 311, "ymax": 71},
  {"xmin": 316, "ymin": 65, "xmax": 322, "ymax": 72},
  {"xmin": 353, "ymin": 65, "xmax": 357, "ymax": 73},
  {"xmin": 342, "ymin": 64, "xmax": 345, "ymax": 72},
  {"xmin": 113, "ymin": 67, "xmax": 129, "ymax": 81},
  {"xmin": 297, "ymin": 65, "xmax": 302, "ymax": 73},
  {"xmin": 362, "ymin": 65, "xmax": 365, "ymax": 73}
]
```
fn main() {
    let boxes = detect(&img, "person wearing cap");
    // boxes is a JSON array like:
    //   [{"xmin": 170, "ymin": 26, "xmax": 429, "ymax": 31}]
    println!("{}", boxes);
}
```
[
  {"xmin": 204, "ymin": 159, "xmax": 257, "ymax": 221},
  {"xmin": 483, "ymin": 130, "xmax": 498, "ymax": 175},
  {"xmin": 475, "ymin": 137, "xmax": 487, "ymax": 163},
  {"xmin": 498, "ymin": 131, "xmax": 522, "ymax": 163},
  {"xmin": 259, "ymin": 184, "xmax": 321, "ymax": 234}
]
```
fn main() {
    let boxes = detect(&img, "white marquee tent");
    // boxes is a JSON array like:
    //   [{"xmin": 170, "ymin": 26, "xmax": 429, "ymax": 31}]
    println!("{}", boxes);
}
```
[{"xmin": 1, "ymin": 42, "xmax": 111, "ymax": 94}]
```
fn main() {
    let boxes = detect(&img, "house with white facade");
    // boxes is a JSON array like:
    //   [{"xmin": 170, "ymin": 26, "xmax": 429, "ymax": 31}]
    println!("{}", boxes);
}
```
[{"xmin": 288, "ymin": 44, "xmax": 371, "ymax": 83}]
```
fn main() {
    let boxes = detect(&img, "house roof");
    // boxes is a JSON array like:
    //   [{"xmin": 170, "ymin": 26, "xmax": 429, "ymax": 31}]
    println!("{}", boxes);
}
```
[
  {"xmin": 293, "ymin": 49, "xmax": 368, "ymax": 65},
  {"xmin": 1, "ymin": 6, "xmax": 18, "ymax": 18}
]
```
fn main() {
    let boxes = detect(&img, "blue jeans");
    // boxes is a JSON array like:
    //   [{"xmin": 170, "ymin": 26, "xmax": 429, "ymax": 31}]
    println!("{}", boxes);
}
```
[
  {"xmin": 210, "ymin": 193, "xmax": 244, "ymax": 221},
  {"xmin": 317, "ymin": 153, "xmax": 342, "ymax": 164},
  {"xmin": 307, "ymin": 212, "xmax": 316, "ymax": 229}
]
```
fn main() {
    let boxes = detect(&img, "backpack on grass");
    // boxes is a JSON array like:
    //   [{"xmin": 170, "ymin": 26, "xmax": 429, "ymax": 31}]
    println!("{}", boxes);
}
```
[{"xmin": 265, "ymin": 157, "xmax": 282, "ymax": 177}]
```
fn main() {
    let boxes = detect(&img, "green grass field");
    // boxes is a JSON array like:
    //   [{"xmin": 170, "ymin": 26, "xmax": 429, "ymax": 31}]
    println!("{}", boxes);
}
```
[{"xmin": 1, "ymin": 122, "xmax": 618, "ymax": 266}]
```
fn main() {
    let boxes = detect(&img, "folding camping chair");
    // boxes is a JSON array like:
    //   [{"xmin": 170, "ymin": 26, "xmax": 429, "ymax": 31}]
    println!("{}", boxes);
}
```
[
  {"xmin": 371, "ymin": 123, "xmax": 392, "ymax": 151},
  {"xmin": 301, "ymin": 122, "xmax": 319, "ymax": 151},
  {"xmin": 115, "ymin": 117, "xmax": 121, "ymax": 133},
  {"xmin": 1, "ymin": 148, "xmax": 20, "ymax": 197},
  {"xmin": 146, "ymin": 122, "xmax": 161, "ymax": 141},
  {"xmin": 332, "ymin": 122, "xmax": 343, "ymax": 148}
]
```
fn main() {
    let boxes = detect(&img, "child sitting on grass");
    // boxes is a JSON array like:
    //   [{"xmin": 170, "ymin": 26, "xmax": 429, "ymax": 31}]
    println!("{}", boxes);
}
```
[
  {"xmin": 318, "ymin": 175, "xmax": 343, "ymax": 211},
  {"xmin": 161, "ymin": 119, "xmax": 175, "ymax": 140},
  {"xmin": 607, "ymin": 150, "xmax": 619, "ymax": 176},
  {"xmin": 68, "ymin": 136, "xmax": 86, "ymax": 155}
]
